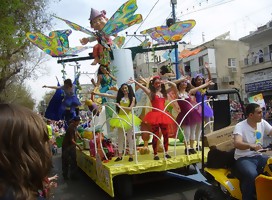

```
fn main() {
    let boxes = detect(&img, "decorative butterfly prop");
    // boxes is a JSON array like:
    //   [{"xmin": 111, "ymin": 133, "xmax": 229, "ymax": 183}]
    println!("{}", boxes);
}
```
[
  {"xmin": 26, "ymin": 29, "xmax": 92, "ymax": 57},
  {"xmin": 55, "ymin": 0, "xmax": 142, "ymax": 49},
  {"xmin": 112, "ymin": 36, "xmax": 126, "ymax": 49},
  {"xmin": 140, "ymin": 20, "xmax": 196, "ymax": 44}
]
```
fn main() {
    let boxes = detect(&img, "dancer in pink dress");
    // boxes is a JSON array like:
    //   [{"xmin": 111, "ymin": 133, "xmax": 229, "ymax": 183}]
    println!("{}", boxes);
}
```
[
  {"xmin": 169, "ymin": 77, "xmax": 214, "ymax": 154},
  {"xmin": 129, "ymin": 76, "xmax": 175, "ymax": 160}
]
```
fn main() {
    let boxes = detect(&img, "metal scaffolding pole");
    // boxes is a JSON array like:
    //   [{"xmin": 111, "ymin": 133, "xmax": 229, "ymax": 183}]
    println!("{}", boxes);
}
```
[{"xmin": 171, "ymin": 0, "xmax": 180, "ymax": 79}]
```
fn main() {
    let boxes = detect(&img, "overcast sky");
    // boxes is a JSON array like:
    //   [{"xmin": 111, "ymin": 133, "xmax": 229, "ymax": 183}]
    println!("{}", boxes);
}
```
[{"xmin": 27, "ymin": 0, "xmax": 272, "ymax": 105}]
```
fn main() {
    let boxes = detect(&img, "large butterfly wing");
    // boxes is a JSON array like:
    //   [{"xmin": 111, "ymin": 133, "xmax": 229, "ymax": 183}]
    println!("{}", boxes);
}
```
[
  {"xmin": 26, "ymin": 30, "xmax": 71, "ymax": 57},
  {"xmin": 102, "ymin": 0, "xmax": 143, "ymax": 36},
  {"xmin": 156, "ymin": 20, "xmax": 196, "ymax": 42},
  {"xmin": 54, "ymin": 16, "xmax": 96, "ymax": 37},
  {"xmin": 54, "ymin": 16, "xmax": 109, "ymax": 49},
  {"xmin": 141, "ymin": 20, "xmax": 196, "ymax": 44},
  {"xmin": 51, "ymin": 29, "xmax": 72, "ymax": 49},
  {"xmin": 140, "ymin": 27, "xmax": 166, "ymax": 44}
]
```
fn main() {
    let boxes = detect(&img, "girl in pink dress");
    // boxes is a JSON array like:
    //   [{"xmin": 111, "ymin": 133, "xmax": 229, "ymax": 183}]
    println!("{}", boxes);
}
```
[
  {"xmin": 169, "ymin": 77, "xmax": 214, "ymax": 154},
  {"xmin": 129, "ymin": 76, "xmax": 175, "ymax": 160}
]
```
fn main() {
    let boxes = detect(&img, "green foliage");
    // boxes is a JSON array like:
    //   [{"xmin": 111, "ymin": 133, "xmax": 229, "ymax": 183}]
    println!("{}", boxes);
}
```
[
  {"xmin": 37, "ymin": 90, "xmax": 55, "ymax": 114},
  {"xmin": 0, "ymin": 83, "xmax": 35, "ymax": 109},
  {"xmin": 0, "ymin": 0, "xmax": 54, "ymax": 101},
  {"xmin": 111, "ymin": 65, "xmax": 119, "ymax": 77}
]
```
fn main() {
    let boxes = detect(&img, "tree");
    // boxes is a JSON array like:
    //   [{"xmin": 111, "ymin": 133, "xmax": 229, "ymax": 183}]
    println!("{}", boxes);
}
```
[
  {"xmin": 0, "ymin": 0, "xmax": 56, "ymax": 102},
  {"xmin": 37, "ymin": 90, "xmax": 55, "ymax": 115},
  {"xmin": 0, "ymin": 83, "xmax": 36, "ymax": 109}
]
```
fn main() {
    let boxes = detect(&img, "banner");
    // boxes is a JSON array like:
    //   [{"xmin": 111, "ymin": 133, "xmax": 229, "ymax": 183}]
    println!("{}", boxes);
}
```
[{"xmin": 248, "ymin": 93, "xmax": 266, "ymax": 108}]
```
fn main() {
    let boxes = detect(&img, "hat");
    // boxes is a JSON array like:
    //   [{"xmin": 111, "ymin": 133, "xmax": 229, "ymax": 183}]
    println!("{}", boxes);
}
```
[
  {"xmin": 89, "ymin": 8, "xmax": 106, "ymax": 22},
  {"xmin": 193, "ymin": 73, "xmax": 204, "ymax": 79},
  {"xmin": 72, "ymin": 116, "xmax": 81, "ymax": 122},
  {"xmin": 151, "ymin": 75, "xmax": 160, "ymax": 80}
]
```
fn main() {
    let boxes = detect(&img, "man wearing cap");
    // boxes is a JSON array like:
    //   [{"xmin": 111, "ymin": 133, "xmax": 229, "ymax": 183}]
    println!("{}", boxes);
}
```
[
  {"xmin": 80, "ymin": 8, "xmax": 112, "ymax": 66},
  {"xmin": 61, "ymin": 116, "xmax": 82, "ymax": 180}
]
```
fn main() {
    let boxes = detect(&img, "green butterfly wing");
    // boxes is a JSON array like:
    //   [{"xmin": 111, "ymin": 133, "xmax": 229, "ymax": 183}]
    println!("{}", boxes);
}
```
[
  {"xmin": 26, "ymin": 30, "xmax": 72, "ymax": 57},
  {"xmin": 102, "ymin": 0, "xmax": 143, "ymax": 36}
]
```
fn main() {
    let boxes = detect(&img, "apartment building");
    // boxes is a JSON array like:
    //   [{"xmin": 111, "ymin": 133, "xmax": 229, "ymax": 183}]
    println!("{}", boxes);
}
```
[
  {"xmin": 132, "ymin": 38, "xmax": 255, "ymax": 102},
  {"xmin": 239, "ymin": 20, "xmax": 272, "ymax": 103},
  {"xmin": 133, "ymin": 43, "xmax": 196, "ymax": 78},
  {"xmin": 181, "ymin": 39, "xmax": 248, "ymax": 100}
]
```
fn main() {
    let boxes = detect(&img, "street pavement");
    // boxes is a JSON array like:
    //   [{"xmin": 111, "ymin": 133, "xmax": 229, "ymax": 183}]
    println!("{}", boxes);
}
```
[{"xmin": 49, "ymin": 153, "xmax": 201, "ymax": 200}]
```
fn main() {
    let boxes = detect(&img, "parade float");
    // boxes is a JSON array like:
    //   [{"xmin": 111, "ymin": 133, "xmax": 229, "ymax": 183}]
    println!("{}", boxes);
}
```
[{"xmin": 26, "ymin": 0, "xmax": 215, "ymax": 199}]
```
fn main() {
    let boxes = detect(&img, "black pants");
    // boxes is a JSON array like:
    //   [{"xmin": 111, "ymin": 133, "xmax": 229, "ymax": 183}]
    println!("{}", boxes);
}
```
[{"xmin": 62, "ymin": 146, "xmax": 77, "ymax": 178}]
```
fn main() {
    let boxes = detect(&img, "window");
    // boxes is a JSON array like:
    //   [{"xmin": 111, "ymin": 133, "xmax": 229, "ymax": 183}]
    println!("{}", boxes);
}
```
[
  {"xmin": 228, "ymin": 58, "xmax": 236, "ymax": 67},
  {"xmin": 185, "ymin": 65, "xmax": 191, "ymax": 72},
  {"xmin": 198, "ymin": 56, "xmax": 204, "ymax": 67}
]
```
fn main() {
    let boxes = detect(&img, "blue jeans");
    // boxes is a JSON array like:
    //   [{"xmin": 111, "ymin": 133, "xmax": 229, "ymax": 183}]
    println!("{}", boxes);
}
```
[{"xmin": 235, "ymin": 155, "xmax": 269, "ymax": 200}]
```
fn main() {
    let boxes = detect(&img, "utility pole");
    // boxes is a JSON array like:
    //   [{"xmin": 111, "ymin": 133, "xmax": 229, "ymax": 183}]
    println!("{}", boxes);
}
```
[{"xmin": 171, "ymin": 0, "xmax": 180, "ymax": 79}]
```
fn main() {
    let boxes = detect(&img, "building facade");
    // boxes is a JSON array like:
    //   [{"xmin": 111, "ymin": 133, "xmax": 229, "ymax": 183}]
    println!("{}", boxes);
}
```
[
  {"xmin": 239, "ymin": 21, "xmax": 272, "ymax": 104},
  {"xmin": 133, "ymin": 38, "xmax": 258, "ymax": 103},
  {"xmin": 181, "ymin": 39, "xmax": 248, "ymax": 100},
  {"xmin": 133, "ymin": 43, "xmax": 196, "ymax": 78}
]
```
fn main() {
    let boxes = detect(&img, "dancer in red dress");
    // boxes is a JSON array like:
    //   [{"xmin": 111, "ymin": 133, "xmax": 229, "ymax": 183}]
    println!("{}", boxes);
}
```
[{"xmin": 129, "ymin": 76, "xmax": 175, "ymax": 160}]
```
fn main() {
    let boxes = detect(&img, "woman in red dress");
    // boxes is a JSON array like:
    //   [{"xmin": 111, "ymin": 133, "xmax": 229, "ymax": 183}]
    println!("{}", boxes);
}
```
[{"xmin": 129, "ymin": 76, "xmax": 175, "ymax": 160}]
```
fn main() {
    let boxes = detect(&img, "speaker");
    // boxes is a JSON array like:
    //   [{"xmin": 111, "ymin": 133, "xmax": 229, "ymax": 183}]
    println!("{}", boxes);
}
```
[{"xmin": 213, "ymin": 100, "xmax": 231, "ymax": 131}]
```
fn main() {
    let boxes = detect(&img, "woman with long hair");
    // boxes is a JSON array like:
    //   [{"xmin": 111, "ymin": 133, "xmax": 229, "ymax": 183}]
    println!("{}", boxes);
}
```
[
  {"xmin": 191, "ymin": 63, "xmax": 214, "ymax": 125},
  {"xmin": 170, "ymin": 77, "xmax": 213, "ymax": 154},
  {"xmin": 93, "ymin": 83, "xmax": 141, "ymax": 162}
]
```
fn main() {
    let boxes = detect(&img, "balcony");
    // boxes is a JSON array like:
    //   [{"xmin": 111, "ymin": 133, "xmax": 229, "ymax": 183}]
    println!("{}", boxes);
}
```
[{"xmin": 241, "ymin": 53, "xmax": 272, "ymax": 74}]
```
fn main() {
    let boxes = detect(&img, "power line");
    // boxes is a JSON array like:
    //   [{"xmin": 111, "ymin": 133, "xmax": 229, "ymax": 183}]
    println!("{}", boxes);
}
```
[
  {"xmin": 123, "ymin": 0, "xmax": 160, "ymax": 47},
  {"xmin": 177, "ymin": 0, "xmax": 235, "ymax": 18}
]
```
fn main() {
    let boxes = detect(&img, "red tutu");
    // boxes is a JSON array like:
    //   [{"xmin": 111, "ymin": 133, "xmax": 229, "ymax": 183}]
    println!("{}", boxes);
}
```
[{"xmin": 143, "ymin": 110, "xmax": 175, "ymax": 125}]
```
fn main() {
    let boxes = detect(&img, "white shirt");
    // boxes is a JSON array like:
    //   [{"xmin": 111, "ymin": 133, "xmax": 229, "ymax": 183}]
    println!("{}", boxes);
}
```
[{"xmin": 233, "ymin": 119, "xmax": 272, "ymax": 160}]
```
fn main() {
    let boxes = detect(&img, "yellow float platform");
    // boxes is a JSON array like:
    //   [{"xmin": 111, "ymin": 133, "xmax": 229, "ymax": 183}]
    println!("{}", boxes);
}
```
[{"xmin": 77, "ymin": 144, "xmax": 208, "ymax": 198}]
